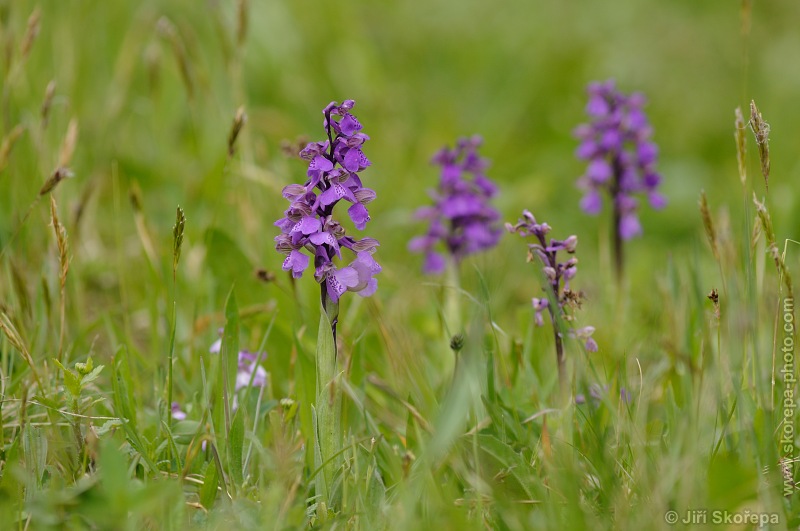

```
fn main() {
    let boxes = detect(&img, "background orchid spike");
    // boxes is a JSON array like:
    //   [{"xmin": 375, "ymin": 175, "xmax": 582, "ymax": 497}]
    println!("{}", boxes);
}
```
[
  {"xmin": 574, "ymin": 80, "xmax": 664, "ymax": 279},
  {"xmin": 575, "ymin": 80, "xmax": 665, "ymax": 233},
  {"xmin": 409, "ymin": 136, "xmax": 502, "ymax": 274},
  {"xmin": 506, "ymin": 209, "xmax": 597, "ymax": 356},
  {"xmin": 274, "ymin": 100, "xmax": 380, "ymax": 302}
]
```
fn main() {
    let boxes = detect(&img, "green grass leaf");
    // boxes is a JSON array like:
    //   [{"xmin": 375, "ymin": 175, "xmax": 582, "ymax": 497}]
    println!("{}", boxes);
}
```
[
  {"xmin": 111, "ymin": 347, "xmax": 137, "ymax": 431},
  {"xmin": 221, "ymin": 287, "xmax": 240, "ymax": 435},
  {"xmin": 22, "ymin": 424, "xmax": 47, "ymax": 491},
  {"xmin": 315, "ymin": 301, "xmax": 340, "ymax": 505},
  {"xmin": 200, "ymin": 461, "xmax": 220, "ymax": 510},
  {"xmin": 227, "ymin": 407, "xmax": 245, "ymax": 489},
  {"xmin": 111, "ymin": 346, "xmax": 157, "ymax": 473}
]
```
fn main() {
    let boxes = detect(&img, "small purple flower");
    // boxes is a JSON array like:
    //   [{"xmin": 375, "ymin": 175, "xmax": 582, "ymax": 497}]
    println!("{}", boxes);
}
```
[
  {"xmin": 506, "ymin": 210, "xmax": 597, "ymax": 360},
  {"xmin": 209, "ymin": 336, "xmax": 222, "ymax": 354},
  {"xmin": 575, "ymin": 81, "xmax": 664, "ymax": 277},
  {"xmin": 274, "ymin": 100, "xmax": 380, "ymax": 302},
  {"xmin": 235, "ymin": 350, "xmax": 268, "ymax": 391},
  {"xmin": 569, "ymin": 326, "xmax": 598, "ymax": 353},
  {"xmin": 171, "ymin": 402, "xmax": 187, "ymax": 421},
  {"xmin": 208, "ymin": 336, "xmax": 268, "ymax": 392},
  {"xmin": 409, "ymin": 136, "xmax": 502, "ymax": 274}
]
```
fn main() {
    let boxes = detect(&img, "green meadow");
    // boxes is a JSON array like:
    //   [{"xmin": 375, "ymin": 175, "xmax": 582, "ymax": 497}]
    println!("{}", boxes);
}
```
[{"xmin": 1, "ymin": 0, "xmax": 799, "ymax": 528}]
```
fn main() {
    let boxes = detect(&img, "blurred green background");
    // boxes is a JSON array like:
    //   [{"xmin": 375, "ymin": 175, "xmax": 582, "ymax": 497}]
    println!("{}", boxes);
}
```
[{"xmin": 1, "ymin": 0, "xmax": 798, "ymax": 380}]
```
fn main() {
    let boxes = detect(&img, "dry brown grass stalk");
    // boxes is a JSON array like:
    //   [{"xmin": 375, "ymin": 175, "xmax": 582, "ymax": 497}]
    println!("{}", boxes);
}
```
[
  {"xmin": 749, "ymin": 100, "xmax": 770, "ymax": 190},
  {"xmin": 753, "ymin": 194, "xmax": 792, "ymax": 301},
  {"xmin": 734, "ymin": 107, "xmax": 747, "ymax": 186},
  {"xmin": 0, "ymin": 311, "xmax": 45, "ymax": 393},
  {"xmin": 157, "ymin": 17, "xmax": 195, "ymax": 99},
  {"xmin": 58, "ymin": 118, "xmax": 79, "ymax": 167},
  {"xmin": 20, "ymin": 7, "xmax": 41, "ymax": 60},
  {"xmin": 237, "ymin": 0, "xmax": 249, "ymax": 47},
  {"xmin": 0, "ymin": 124, "xmax": 25, "ymax": 172},
  {"xmin": 699, "ymin": 190, "xmax": 719, "ymax": 261},
  {"xmin": 129, "ymin": 181, "xmax": 160, "ymax": 274},
  {"xmin": 40, "ymin": 80, "xmax": 56, "ymax": 128},
  {"xmin": 228, "ymin": 106, "xmax": 247, "ymax": 157},
  {"xmin": 50, "ymin": 196, "xmax": 70, "ymax": 362}
]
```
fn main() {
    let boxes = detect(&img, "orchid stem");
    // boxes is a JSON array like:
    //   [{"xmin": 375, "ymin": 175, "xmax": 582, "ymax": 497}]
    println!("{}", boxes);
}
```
[{"xmin": 316, "ymin": 285, "xmax": 341, "ymax": 506}]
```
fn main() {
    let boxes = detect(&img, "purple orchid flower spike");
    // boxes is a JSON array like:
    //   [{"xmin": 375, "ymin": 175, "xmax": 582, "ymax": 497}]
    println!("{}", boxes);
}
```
[
  {"xmin": 409, "ymin": 136, "xmax": 502, "ymax": 274},
  {"xmin": 274, "ymin": 100, "xmax": 380, "ymax": 312},
  {"xmin": 507, "ymin": 210, "xmax": 597, "ymax": 393},
  {"xmin": 574, "ymin": 80, "xmax": 664, "ymax": 280},
  {"xmin": 277, "ymin": 102, "xmax": 379, "ymax": 498}
]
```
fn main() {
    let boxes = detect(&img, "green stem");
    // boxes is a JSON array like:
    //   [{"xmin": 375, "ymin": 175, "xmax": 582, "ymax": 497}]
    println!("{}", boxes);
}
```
[
  {"xmin": 167, "ymin": 261, "xmax": 179, "ymax": 444},
  {"xmin": 71, "ymin": 396, "xmax": 83, "ymax": 472},
  {"xmin": 444, "ymin": 258, "xmax": 461, "ymax": 336},
  {"xmin": 549, "ymin": 308, "xmax": 568, "ymax": 401},
  {"xmin": 442, "ymin": 258, "xmax": 461, "ymax": 377},
  {"xmin": 58, "ymin": 281, "xmax": 66, "ymax": 364},
  {"xmin": 167, "ymin": 297, "xmax": 176, "ymax": 425},
  {"xmin": 316, "ymin": 285, "xmax": 341, "ymax": 506},
  {"xmin": 611, "ymin": 156, "xmax": 624, "ymax": 284}
]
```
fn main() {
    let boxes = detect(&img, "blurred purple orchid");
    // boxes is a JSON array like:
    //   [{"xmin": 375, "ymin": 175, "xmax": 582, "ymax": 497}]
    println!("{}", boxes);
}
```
[
  {"xmin": 409, "ymin": 136, "xmax": 502, "ymax": 274},
  {"xmin": 575, "ymin": 80, "xmax": 664, "ymax": 278}
]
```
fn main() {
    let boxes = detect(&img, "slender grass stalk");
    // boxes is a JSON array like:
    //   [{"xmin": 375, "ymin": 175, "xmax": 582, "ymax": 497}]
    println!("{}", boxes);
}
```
[
  {"xmin": 156, "ymin": 18, "xmax": 194, "ymax": 100},
  {"xmin": 700, "ymin": 190, "xmax": 727, "ymax": 295},
  {"xmin": 740, "ymin": 0, "xmax": 752, "ymax": 101},
  {"xmin": 167, "ymin": 207, "xmax": 185, "ymax": 428},
  {"xmin": 1, "ymin": 7, "xmax": 40, "ymax": 129},
  {"xmin": 735, "ymin": 107, "xmax": 747, "ymax": 187},
  {"xmin": 40, "ymin": 81, "xmax": 56, "ymax": 129},
  {"xmin": 227, "ymin": 107, "xmax": 247, "ymax": 158},
  {"xmin": 0, "ymin": 124, "xmax": 25, "ymax": 173},
  {"xmin": 49, "ymin": 197, "xmax": 69, "ymax": 363},
  {"xmin": 0, "ymin": 311, "xmax": 46, "ymax": 397},
  {"xmin": 749, "ymin": 100, "xmax": 770, "ymax": 191},
  {"xmin": 0, "ymin": 166, "xmax": 73, "ymax": 262},
  {"xmin": 69, "ymin": 395, "xmax": 83, "ymax": 472},
  {"xmin": 129, "ymin": 182, "xmax": 162, "ymax": 279}
]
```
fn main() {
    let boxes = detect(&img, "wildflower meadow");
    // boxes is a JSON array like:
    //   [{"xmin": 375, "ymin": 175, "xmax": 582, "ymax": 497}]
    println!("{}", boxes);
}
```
[{"xmin": 1, "ymin": 1, "xmax": 800, "ymax": 529}]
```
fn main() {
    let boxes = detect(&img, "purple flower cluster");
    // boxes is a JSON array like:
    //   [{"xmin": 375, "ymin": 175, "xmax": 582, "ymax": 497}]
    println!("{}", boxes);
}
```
[
  {"xmin": 575, "ymin": 80, "xmax": 665, "ymax": 240},
  {"xmin": 171, "ymin": 402, "xmax": 187, "ymax": 420},
  {"xmin": 209, "ymin": 337, "xmax": 268, "ymax": 391},
  {"xmin": 409, "ymin": 136, "xmax": 502, "ymax": 274},
  {"xmin": 506, "ymin": 210, "xmax": 597, "ymax": 352},
  {"xmin": 275, "ymin": 100, "xmax": 380, "ymax": 302}
]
